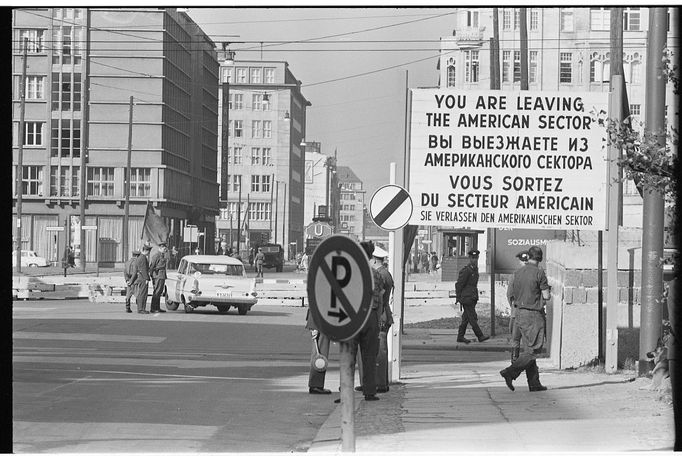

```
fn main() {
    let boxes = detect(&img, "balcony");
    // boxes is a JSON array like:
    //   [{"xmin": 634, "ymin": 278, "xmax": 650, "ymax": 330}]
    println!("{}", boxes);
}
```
[{"xmin": 453, "ymin": 26, "xmax": 486, "ymax": 44}]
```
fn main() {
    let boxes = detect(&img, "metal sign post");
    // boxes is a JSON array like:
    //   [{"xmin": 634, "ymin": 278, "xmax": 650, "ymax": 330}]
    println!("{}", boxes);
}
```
[{"xmin": 307, "ymin": 235, "xmax": 374, "ymax": 452}]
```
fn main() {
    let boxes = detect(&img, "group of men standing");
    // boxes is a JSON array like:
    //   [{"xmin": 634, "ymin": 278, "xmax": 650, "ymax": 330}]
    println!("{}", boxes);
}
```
[{"xmin": 123, "ymin": 242, "xmax": 170, "ymax": 314}]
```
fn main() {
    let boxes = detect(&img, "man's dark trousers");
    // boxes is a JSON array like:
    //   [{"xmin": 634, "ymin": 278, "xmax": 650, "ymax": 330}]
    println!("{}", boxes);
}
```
[
  {"xmin": 352, "ymin": 310, "xmax": 380, "ymax": 396},
  {"xmin": 151, "ymin": 278, "xmax": 165, "ymax": 312},
  {"xmin": 457, "ymin": 298, "xmax": 484, "ymax": 340},
  {"xmin": 503, "ymin": 309, "xmax": 545, "ymax": 388},
  {"xmin": 136, "ymin": 281, "xmax": 149, "ymax": 312},
  {"xmin": 125, "ymin": 284, "xmax": 136, "ymax": 311}
]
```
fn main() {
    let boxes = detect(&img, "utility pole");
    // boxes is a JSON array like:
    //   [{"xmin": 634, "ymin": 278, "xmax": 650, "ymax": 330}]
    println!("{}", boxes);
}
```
[
  {"xmin": 80, "ymin": 9, "xmax": 91, "ymax": 272},
  {"xmin": 519, "ymin": 8, "xmax": 529, "ymax": 90},
  {"xmin": 639, "ymin": 7, "xmax": 668, "ymax": 376},
  {"xmin": 15, "ymin": 38, "xmax": 28, "ymax": 274},
  {"xmin": 274, "ymin": 180, "xmax": 279, "ymax": 244},
  {"xmin": 269, "ymin": 173, "xmax": 275, "ymax": 239},
  {"xmin": 491, "ymin": 8, "xmax": 500, "ymax": 90},
  {"xmin": 237, "ymin": 176, "xmax": 242, "ymax": 256},
  {"xmin": 282, "ymin": 182, "xmax": 287, "ymax": 250},
  {"xmin": 122, "ymin": 96, "xmax": 133, "ymax": 259}
]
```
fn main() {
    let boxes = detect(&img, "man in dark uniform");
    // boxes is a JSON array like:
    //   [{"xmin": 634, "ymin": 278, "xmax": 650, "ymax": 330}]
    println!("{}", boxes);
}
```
[
  {"xmin": 507, "ymin": 251, "xmax": 529, "ymax": 361},
  {"xmin": 500, "ymin": 245, "xmax": 550, "ymax": 392},
  {"xmin": 455, "ymin": 249, "xmax": 490, "ymax": 344},
  {"xmin": 149, "ymin": 242, "xmax": 168, "ymax": 313},
  {"xmin": 373, "ymin": 246, "xmax": 394, "ymax": 393},
  {"xmin": 123, "ymin": 250, "xmax": 140, "ymax": 313},
  {"xmin": 305, "ymin": 309, "xmax": 331, "ymax": 395},
  {"xmin": 134, "ymin": 244, "xmax": 152, "ymax": 314}
]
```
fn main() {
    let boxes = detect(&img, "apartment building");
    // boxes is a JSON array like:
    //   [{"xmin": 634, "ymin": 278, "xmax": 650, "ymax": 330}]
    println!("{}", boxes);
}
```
[
  {"xmin": 215, "ymin": 56, "xmax": 310, "ymax": 258},
  {"xmin": 336, "ymin": 166, "xmax": 365, "ymax": 241},
  {"xmin": 303, "ymin": 141, "xmax": 340, "ymax": 228},
  {"xmin": 12, "ymin": 7, "xmax": 219, "ymax": 264}
]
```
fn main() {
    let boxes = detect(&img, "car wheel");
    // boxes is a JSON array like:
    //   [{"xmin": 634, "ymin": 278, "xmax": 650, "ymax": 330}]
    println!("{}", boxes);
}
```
[
  {"xmin": 237, "ymin": 306, "xmax": 248, "ymax": 315},
  {"xmin": 166, "ymin": 301, "xmax": 179, "ymax": 311},
  {"xmin": 184, "ymin": 303, "xmax": 193, "ymax": 313},
  {"xmin": 217, "ymin": 305, "xmax": 230, "ymax": 314}
]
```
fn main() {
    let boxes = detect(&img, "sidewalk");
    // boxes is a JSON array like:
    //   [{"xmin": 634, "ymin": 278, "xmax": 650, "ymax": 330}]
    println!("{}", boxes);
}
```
[{"xmin": 309, "ymin": 330, "xmax": 675, "ymax": 453}]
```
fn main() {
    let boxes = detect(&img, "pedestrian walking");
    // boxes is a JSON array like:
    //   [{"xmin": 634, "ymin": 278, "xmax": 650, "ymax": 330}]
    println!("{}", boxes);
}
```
[
  {"xmin": 149, "ymin": 242, "xmax": 168, "ymax": 313},
  {"xmin": 499, "ymin": 245, "xmax": 551, "ymax": 392},
  {"xmin": 421, "ymin": 250, "xmax": 430, "ymax": 274},
  {"xmin": 430, "ymin": 251, "xmax": 439, "ymax": 274},
  {"xmin": 507, "ymin": 251, "xmax": 529, "ymax": 361},
  {"xmin": 299, "ymin": 251, "xmax": 309, "ymax": 273},
  {"xmin": 306, "ymin": 309, "xmax": 331, "ymax": 395},
  {"xmin": 255, "ymin": 248, "xmax": 265, "ymax": 278},
  {"xmin": 455, "ymin": 249, "xmax": 490, "ymax": 344},
  {"xmin": 373, "ymin": 246, "xmax": 394, "ymax": 393},
  {"xmin": 123, "ymin": 250, "xmax": 140, "ymax": 313},
  {"xmin": 134, "ymin": 244, "xmax": 152, "ymax": 314}
]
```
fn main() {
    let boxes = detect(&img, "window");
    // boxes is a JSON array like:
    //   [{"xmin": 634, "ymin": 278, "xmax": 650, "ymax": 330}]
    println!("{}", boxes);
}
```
[
  {"xmin": 250, "ymin": 67, "xmax": 261, "ymax": 83},
  {"xmin": 251, "ymin": 175, "xmax": 271, "ymax": 193},
  {"xmin": 514, "ymin": 9, "xmax": 520, "ymax": 29},
  {"xmin": 221, "ymin": 67, "xmax": 232, "ymax": 83},
  {"xmin": 262, "ymin": 148, "xmax": 272, "ymax": 165},
  {"xmin": 513, "ymin": 51, "xmax": 521, "ymax": 83},
  {"xmin": 129, "ymin": 168, "xmax": 151, "ymax": 197},
  {"xmin": 529, "ymin": 51, "xmax": 538, "ymax": 83},
  {"xmin": 447, "ymin": 57, "xmax": 456, "ymax": 87},
  {"xmin": 560, "ymin": 52, "xmax": 572, "ymax": 83},
  {"xmin": 52, "ymin": 25, "xmax": 84, "ymax": 65},
  {"xmin": 228, "ymin": 174, "xmax": 242, "ymax": 193},
  {"xmin": 630, "ymin": 60, "xmax": 642, "ymax": 84},
  {"xmin": 229, "ymin": 93, "xmax": 243, "ymax": 110},
  {"xmin": 233, "ymin": 146, "xmax": 243, "ymax": 164},
  {"xmin": 560, "ymin": 9, "xmax": 574, "ymax": 32},
  {"xmin": 251, "ymin": 147, "xmax": 261, "ymax": 165},
  {"xmin": 236, "ymin": 68, "xmax": 246, "ymax": 83},
  {"xmin": 264, "ymin": 68, "xmax": 275, "ymax": 83},
  {"xmin": 251, "ymin": 174, "xmax": 262, "ymax": 192},
  {"xmin": 464, "ymin": 50, "xmax": 479, "ymax": 83},
  {"xmin": 261, "ymin": 174, "xmax": 271, "ymax": 192},
  {"xmin": 503, "ymin": 9, "xmax": 512, "ymax": 30},
  {"xmin": 23, "ymin": 122, "xmax": 42, "ymax": 146},
  {"xmin": 18, "ymin": 29, "xmax": 46, "ymax": 53},
  {"xmin": 232, "ymin": 120, "xmax": 243, "ymax": 138},
  {"xmin": 623, "ymin": 7, "xmax": 640, "ymax": 31},
  {"xmin": 50, "ymin": 165, "xmax": 80, "ymax": 197},
  {"xmin": 52, "ymin": 72, "xmax": 81, "ymax": 111},
  {"xmin": 466, "ymin": 10, "xmax": 479, "ymax": 27},
  {"xmin": 502, "ymin": 51, "xmax": 511, "ymax": 83},
  {"xmin": 23, "ymin": 76, "xmax": 45, "ymax": 99},
  {"xmin": 262, "ymin": 94, "xmax": 271, "ymax": 111},
  {"xmin": 530, "ymin": 9, "xmax": 539, "ymax": 31},
  {"xmin": 591, "ymin": 8, "xmax": 610, "ymax": 31},
  {"xmin": 251, "ymin": 120, "xmax": 262, "ymax": 138},
  {"xmin": 629, "ymin": 104, "xmax": 641, "ymax": 116},
  {"xmin": 21, "ymin": 166, "xmax": 44, "ymax": 196},
  {"xmin": 51, "ymin": 119, "xmax": 80, "ymax": 157},
  {"xmin": 87, "ymin": 167, "xmax": 114, "ymax": 197},
  {"xmin": 248, "ymin": 202, "xmax": 271, "ymax": 221},
  {"xmin": 263, "ymin": 120, "xmax": 272, "ymax": 138}
]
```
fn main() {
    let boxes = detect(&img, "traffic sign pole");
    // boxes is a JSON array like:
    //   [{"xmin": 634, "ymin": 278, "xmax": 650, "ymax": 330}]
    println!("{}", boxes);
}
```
[{"xmin": 339, "ymin": 342, "xmax": 355, "ymax": 452}]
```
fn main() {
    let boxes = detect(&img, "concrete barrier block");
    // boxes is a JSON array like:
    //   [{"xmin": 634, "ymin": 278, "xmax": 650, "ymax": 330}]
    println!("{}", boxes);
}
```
[
  {"xmin": 586, "ymin": 287, "xmax": 599, "ymax": 304},
  {"xmin": 564, "ymin": 287, "xmax": 573, "ymax": 304},
  {"xmin": 560, "ymin": 301, "xmax": 599, "ymax": 368},
  {"xmin": 619, "ymin": 288, "xmax": 629, "ymax": 304},
  {"xmin": 565, "ymin": 270, "xmax": 582, "ymax": 287},
  {"xmin": 581, "ymin": 270, "xmax": 599, "ymax": 287},
  {"xmin": 618, "ymin": 271, "xmax": 631, "ymax": 287},
  {"xmin": 573, "ymin": 287, "xmax": 587, "ymax": 303}
]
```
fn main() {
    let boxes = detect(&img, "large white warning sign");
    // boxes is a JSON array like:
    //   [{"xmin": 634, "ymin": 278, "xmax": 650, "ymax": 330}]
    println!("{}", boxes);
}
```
[{"xmin": 408, "ymin": 89, "xmax": 609, "ymax": 230}]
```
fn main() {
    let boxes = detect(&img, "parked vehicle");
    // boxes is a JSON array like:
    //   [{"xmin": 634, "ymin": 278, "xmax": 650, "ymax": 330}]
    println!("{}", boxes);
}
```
[
  {"xmin": 12, "ymin": 250, "xmax": 49, "ymax": 268},
  {"xmin": 165, "ymin": 255, "xmax": 258, "ymax": 314},
  {"xmin": 255, "ymin": 243, "xmax": 284, "ymax": 272}
]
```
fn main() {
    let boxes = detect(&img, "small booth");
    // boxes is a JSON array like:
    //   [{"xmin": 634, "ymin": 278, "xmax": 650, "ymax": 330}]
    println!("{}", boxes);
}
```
[{"xmin": 438, "ymin": 229, "xmax": 484, "ymax": 282}]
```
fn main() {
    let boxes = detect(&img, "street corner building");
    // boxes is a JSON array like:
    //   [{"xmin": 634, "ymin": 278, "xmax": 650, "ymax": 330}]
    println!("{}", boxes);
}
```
[{"xmin": 12, "ymin": 8, "xmax": 220, "ymax": 267}]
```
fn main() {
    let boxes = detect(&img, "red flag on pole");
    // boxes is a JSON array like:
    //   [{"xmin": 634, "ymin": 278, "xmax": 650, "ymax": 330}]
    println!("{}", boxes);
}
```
[{"xmin": 142, "ymin": 201, "xmax": 169, "ymax": 245}]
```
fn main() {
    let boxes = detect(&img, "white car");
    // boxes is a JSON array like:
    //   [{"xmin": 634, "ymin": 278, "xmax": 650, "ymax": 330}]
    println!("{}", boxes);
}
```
[
  {"xmin": 165, "ymin": 255, "xmax": 258, "ymax": 314},
  {"xmin": 12, "ymin": 250, "xmax": 49, "ymax": 268}
]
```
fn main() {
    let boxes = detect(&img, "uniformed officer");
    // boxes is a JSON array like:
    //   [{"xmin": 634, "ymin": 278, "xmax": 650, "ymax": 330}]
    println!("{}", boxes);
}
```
[
  {"xmin": 149, "ymin": 242, "xmax": 169, "ymax": 313},
  {"xmin": 305, "ymin": 309, "xmax": 331, "ymax": 395},
  {"xmin": 134, "ymin": 244, "xmax": 152, "ymax": 314},
  {"xmin": 507, "ymin": 250, "xmax": 529, "ymax": 361},
  {"xmin": 373, "ymin": 246, "xmax": 394, "ymax": 393},
  {"xmin": 455, "ymin": 249, "xmax": 490, "ymax": 344},
  {"xmin": 123, "ymin": 250, "xmax": 140, "ymax": 313},
  {"xmin": 500, "ymin": 245, "xmax": 550, "ymax": 392}
]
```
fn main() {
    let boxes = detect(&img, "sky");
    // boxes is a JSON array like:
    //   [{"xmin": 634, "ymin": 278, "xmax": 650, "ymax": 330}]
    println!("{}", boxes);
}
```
[{"xmin": 186, "ymin": 7, "xmax": 460, "ymax": 198}]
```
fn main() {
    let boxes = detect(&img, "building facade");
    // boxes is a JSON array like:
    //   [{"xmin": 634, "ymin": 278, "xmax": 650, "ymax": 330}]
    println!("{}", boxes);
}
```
[
  {"xmin": 303, "ymin": 141, "xmax": 340, "ymax": 228},
  {"xmin": 12, "ymin": 7, "xmax": 219, "ymax": 265},
  {"xmin": 216, "ymin": 56, "xmax": 309, "ymax": 259},
  {"xmin": 336, "ymin": 166, "xmax": 365, "ymax": 241}
]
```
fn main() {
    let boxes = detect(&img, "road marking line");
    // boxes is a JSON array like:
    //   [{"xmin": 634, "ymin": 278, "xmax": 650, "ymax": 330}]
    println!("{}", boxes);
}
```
[
  {"xmin": 18, "ymin": 366, "xmax": 270, "ymax": 381},
  {"xmin": 12, "ymin": 308, "xmax": 57, "ymax": 311},
  {"xmin": 12, "ymin": 331, "xmax": 165, "ymax": 343}
]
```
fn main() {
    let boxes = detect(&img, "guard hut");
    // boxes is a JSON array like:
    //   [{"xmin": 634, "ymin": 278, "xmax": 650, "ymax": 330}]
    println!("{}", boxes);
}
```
[{"xmin": 438, "ymin": 229, "xmax": 484, "ymax": 281}]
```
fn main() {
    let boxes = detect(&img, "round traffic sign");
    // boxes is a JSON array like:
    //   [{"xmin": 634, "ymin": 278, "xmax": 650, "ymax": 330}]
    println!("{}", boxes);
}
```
[
  {"xmin": 306, "ymin": 235, "xmax": 374, "ymax": 342},
  {"xmin": 370, "ymin": 184, "xmax": 413, "ymax": 230}
]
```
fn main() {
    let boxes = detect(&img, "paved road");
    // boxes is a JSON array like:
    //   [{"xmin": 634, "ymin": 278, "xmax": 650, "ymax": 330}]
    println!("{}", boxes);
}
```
[{"xmin": 12, "ymin": 300, "xmax": 335, "ymax": 453}]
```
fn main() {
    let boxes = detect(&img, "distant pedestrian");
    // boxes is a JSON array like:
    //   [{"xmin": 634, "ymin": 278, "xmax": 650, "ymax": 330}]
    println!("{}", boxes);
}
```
[
  {"xmin": 421, "ymin": 250, "xmax": 430, "ymax": 273},
  {"xmin": 134, "ymin": 244, "xmax": 152, "ymax": 314},
  {"xmin": 507, "ymin": 251, "xmax": 529, "ymax": 361},
  {"xmin": 455, "ymin": 249, "xmax": 489, "ymax": 344},
  {"xmin": 169, "ymin": 246, "xmax": 178, "ymax": 270},
  {"xmin": 255, "ymin": 248, "xmax": 265, "ymax": 278},
  {"xmin": 500, "ymin": 245, "xmax": 550, "ymax": 392},
  {"xmin": 430, "ymin": 251, "xmax": 438, "ymax": 274},
  {"xmin": 123, "ymin": 250, "xmax": 140, "ymax": 313},
  {"xmin": 299, "ymin": 252, "xmax": 309, "ymax": 273},
  {"xmin": 194, "ymin": 247, "xmax": 201, "ymax": 255},
  {"xmin": 306, "ymin": 309, "xmax": 331, "ymax": 395},
  {"xmin": 149, "ymin": 242, "xmax": 169, "ymax": 313}
]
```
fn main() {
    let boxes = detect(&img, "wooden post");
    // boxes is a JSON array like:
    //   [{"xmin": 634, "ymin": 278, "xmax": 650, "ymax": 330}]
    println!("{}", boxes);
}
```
[
  {"xmin": 388, "ymin": 162, "xmax": 404, "ymax": 382},
  {"xmin": 339, "ymin": 342, "xmax": 355, "ymax": 452},
  {"xmin": 123, "ymin": 96, "xmax": 133, "ymax": 259}
]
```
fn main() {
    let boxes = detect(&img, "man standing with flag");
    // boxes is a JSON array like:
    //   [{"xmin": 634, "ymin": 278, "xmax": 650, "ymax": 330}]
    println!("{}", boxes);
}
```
[
  {"xmin": 134, "ymin": 244, "xmax": 152, "ymax": 314},
  {"xmin": 149, "ymin": 242, "xmax": 168, "ymax": 313}
]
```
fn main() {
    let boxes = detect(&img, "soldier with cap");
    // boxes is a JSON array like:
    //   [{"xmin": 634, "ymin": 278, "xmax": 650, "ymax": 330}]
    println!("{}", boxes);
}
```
[
  {"xmin": 455, "ymin": 249, "xmax": 490, "ymax": 344},
  {"xmin": 507, "ymin": 250, "xmax": 529, "ymax": 361},
  {"xmin": 149, "ymin": 242, "xmax": 169, "ymax": 313},
  {"xmin": 134, "ymin": 244, "xmax": 152, "ymax": 314},
  {"xmin": 123, "ymin": 250, "xmax": 140, "ymax": 313},
  {"xmin": 372, "ymin": 245, "xmax": 394, "ymax": 393},
  {"xmin": 500, "ymin": 245, "xmax": 550, "ymax": 392}
]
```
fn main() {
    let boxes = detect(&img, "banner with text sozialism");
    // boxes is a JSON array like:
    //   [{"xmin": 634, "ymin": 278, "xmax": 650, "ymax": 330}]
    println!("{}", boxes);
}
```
[{"xmin": 408, "ymin": 89, "xmax": 609, "ymax": 230}]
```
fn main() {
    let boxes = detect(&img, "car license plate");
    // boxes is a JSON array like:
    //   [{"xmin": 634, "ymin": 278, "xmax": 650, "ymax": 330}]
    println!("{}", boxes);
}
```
[{"xmin": 216, "ymin": 290, "xmax": 232, "ymax": 298}]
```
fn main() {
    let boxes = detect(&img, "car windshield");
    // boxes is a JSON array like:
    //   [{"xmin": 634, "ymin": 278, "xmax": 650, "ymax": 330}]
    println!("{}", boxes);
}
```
[{"xmin": 189, "ymin": 263, "xmax": 244, "ymax": 276}]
